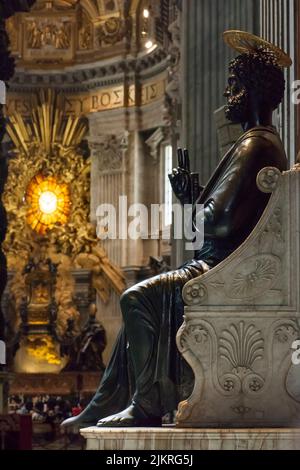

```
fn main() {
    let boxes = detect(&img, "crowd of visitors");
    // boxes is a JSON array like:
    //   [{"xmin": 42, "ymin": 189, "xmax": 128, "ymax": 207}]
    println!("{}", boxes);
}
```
[{"xmin": 8, "ymin": 395, "xmax": 87, "ymax": 425}]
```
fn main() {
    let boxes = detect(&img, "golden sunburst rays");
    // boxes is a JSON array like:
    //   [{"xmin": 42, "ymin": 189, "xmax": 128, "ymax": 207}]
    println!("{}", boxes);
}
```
[
  {"xmin": 26, "ymin": 174, "xmax": 71, "ymax": 235},
  {"xmin": 5, "ymin": 89, "xmax": 87, "ymax": 235},
  {"xmin": 6, "ymin": 89, "xmax": 87, "ymax": 157}
]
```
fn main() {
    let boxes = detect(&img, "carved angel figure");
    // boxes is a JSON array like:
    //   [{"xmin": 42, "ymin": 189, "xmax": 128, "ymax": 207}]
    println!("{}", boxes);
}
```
[{"xmin": 27, "ymin": 21, "xmax": 42, "ymax": 49}]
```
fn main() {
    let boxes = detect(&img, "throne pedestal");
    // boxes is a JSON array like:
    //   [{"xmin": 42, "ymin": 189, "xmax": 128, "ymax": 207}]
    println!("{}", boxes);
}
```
[{"xmin": 80, "ymin": 427, "xmax": 300, "ymax": 450}]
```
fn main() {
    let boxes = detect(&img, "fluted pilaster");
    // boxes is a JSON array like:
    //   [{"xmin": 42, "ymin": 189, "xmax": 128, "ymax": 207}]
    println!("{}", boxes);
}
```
[
  {"xmin": 176, "ymin": 0, "xmax": 259, "ymax": 265},
  {"xmin": 181, "ymin": 0, "xmax": 260, "ymax": 184},
  {"xmin": 260, "ymin": 0, "xmax": 297, "ymax": 165}
]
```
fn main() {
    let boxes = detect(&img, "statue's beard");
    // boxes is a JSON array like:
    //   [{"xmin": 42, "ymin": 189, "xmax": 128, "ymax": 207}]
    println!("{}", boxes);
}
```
[{"xmin": 225, "ymin": 90, "xmax": 250, "ymax": 124}]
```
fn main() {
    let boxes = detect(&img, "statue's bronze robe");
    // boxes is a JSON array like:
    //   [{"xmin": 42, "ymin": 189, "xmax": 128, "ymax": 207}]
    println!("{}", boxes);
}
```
[{"xmin": 82, "ymin": 126, "xmax": 287, "ymax": 422}]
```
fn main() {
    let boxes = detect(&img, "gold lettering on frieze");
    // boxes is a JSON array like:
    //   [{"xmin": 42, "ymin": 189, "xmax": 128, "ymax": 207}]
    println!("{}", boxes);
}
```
[
  {"xmin": 89, "ymin": 86, "xmax": 124, "ymax": 112},
  {"xmin": 6, "ymin": 78, "xmax": 166, "ymax": 117},
  {"xmin": 113, "ymin": 89, "xmax": 123, "ymax": 106},
  {"xmin": 141, "ymin": 79, "xmax": 166, "ymax": 106},
  {"xmin": 128, "ymin": 85, "xmax": 135, "ymax": 106},
  {"xmin": 5, "ymin": 98, "xmax": 32, "ymax": 116}
]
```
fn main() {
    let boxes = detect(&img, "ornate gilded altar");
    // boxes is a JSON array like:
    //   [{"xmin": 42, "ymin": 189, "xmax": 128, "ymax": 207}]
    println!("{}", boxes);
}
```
[
  {"xmin": 13, "ymin": 244, "xmax": 65, "ymax": 374},
  {"xmin": 2, "ymin": 89, "xmax": 125, "ymax": 375}
]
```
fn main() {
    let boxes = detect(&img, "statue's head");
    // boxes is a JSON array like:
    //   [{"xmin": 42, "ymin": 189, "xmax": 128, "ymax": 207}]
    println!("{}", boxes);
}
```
[{"xmin": 224, "ymin": 48, "xmax": 285, "ymax": 123}]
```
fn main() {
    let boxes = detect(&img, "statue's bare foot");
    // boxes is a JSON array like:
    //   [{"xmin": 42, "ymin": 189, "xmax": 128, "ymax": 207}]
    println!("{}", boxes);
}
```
[
  {"xmin": 61, "ymin": 413, "xmax": 96, "ymax": 429},
  {"xmin": 61, "ymin": 404, "xmax": 101, "ymax": 429},
  {"xmin": 97, "ymin": 404, "xmax": 161, "ymax": 427}
]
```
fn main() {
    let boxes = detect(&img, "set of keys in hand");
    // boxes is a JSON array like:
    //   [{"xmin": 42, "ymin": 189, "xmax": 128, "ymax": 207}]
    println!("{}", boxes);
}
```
[{"xmin": 169, "ymin": 148, "xmax": 203, "ymax": 206}]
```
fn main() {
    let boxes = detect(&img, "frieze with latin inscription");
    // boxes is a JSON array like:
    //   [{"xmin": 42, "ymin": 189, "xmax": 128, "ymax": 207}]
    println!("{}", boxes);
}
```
[{"xmin": 6, "ymin": 78, "xmax": 167, "ymax": 117}]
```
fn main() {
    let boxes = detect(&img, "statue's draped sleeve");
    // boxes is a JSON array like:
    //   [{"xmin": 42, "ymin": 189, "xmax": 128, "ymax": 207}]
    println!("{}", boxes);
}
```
[{"xmin": 196, "ymin": 134, "xmax": 286, "ymax": 241}]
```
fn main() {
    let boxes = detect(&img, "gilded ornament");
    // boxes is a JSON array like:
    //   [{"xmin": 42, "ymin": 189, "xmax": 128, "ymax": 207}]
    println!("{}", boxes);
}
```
[{"xmin": 4, "ymin": 89, "xmax": 126, "ymax": 339}]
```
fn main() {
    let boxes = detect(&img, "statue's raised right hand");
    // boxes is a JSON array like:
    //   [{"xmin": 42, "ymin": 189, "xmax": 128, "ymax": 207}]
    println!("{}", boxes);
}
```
[{"xmin": 169, "ymin": 148, "xmax": 192, "ymax": 205}]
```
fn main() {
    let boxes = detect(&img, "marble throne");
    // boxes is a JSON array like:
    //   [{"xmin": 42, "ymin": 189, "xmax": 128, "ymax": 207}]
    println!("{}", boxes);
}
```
[
  {"xmin": 176, "ymin": 165, "xmax": 300, "ymax": 428},
  {"xmin": 81, "ymin": 166, "xmax": 300, "ymax": 450}
]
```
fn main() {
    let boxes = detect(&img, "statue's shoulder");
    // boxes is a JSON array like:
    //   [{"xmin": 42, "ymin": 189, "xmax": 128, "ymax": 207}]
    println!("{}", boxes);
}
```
[
  {"xmin": 236, "ymin": 126, "xmax": 285, "ymax": 155},
  {"xmin": 234, "ymin": 126, "xmax": 286, "ymax": 169},
  {"xmin": 238, "ymin": 126, "xmax": 283, "ymax": 149}
]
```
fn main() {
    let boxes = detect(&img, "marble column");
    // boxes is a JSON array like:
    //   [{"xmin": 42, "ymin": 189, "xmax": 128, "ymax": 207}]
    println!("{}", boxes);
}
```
[
  {"xmin": 90, "ymin": 133, "xmax": 128, "ymax": 267},
  {"xmin": 89, "ymin": 132, "xmax": 128, "ymax": 364},
  {"xmin": 89, "ymin": 126, "xmax": 161, "ymax": 359},
  {"xmin": 260, "ymin": 0, "xmax": 297, "ymax": 166}
]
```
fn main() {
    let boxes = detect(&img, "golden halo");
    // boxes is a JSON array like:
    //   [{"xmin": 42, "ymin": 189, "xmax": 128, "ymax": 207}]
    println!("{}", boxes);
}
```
[{"xmin": 223, "ymin": 30, "xmax": 292, "ymax": 68}]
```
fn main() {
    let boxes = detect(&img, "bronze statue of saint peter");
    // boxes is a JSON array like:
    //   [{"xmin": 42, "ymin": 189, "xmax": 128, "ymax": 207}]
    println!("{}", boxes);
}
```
[{"xmin": 62, "ymin": 31, "xmax": 290, "ymax": 428}]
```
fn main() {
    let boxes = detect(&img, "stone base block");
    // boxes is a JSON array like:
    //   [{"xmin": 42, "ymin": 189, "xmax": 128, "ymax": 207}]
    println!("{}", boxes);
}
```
[{"xmin": 80, "ymin": 427, "xmax": 300, "ymax": 450}]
